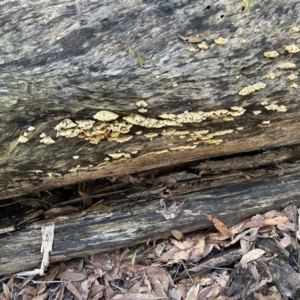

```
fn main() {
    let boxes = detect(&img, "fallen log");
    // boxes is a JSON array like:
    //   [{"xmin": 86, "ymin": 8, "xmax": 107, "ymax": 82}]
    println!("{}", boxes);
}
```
[
  {"xmin": 1, "ymin": 0, "xmax": 300, "ymax": 199},
  {"xmin": 1, "ymin": 155, "xmax": 300, "ymax": 276}
]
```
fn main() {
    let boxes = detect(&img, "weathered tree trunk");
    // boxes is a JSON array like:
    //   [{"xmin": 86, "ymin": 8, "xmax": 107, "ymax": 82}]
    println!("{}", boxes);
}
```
[{"xmin": 1, "ymin": 0, "xmax": 300, "ymax": 199}]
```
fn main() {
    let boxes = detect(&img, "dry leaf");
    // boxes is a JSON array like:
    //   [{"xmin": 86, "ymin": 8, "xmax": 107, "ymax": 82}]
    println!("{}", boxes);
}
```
[
  {"xmin": 78, "ymin": 190, "xmax": 93, "ymax": 207},
  {"xmin": 2, "ymin": 283, "xmax": 11, "ymax": 300},
  {"xmin": 58, "ymin": 271, "xmax": 87, "ymax": 282},
  {"xmin": 111, "ymin": 294, "xmax": 156, "ymax": 300},
  {"xmin": 178, "ymin": 35, "xmax": 203, "ymax": 43},
  {"xmin": 186, "ymin": 283, "xmax": 200, "ymax": 300},
  {"xmin": 65, "ymin": 281, "xmax": 83, "ymax": 300},
  {"xmin": 203, "ymin": 213, "xmax": 233, "ymax": 238},
  {"xmin": 239, "ymin": 249, "xmax": 265, "ymax": 268},
  {"xmin": 171, "ymin": 230, "xmax": 183, "ymax": 240},
  {"xmin": 43, "ymin": 206, "xmax": 79, "ymax": 217}
]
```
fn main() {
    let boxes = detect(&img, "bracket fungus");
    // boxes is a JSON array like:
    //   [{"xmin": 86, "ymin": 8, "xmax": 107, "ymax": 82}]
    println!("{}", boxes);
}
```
[
  {"xmin": 239, "ymin": 82, "xmax": 266, "ymax": 96},
  {"xmin": 93, "ymin": 110, "xmax": 119, "ymax": 121}
]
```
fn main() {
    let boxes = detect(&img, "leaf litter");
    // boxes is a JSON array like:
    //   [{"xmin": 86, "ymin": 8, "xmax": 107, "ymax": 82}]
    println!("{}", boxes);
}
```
[{"xmin": 1, "ymin": 204, "xmax": 300, "ymax": 299}]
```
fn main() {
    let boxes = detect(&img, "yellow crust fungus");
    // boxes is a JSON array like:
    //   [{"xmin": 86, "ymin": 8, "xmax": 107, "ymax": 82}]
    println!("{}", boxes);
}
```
[
  {"xmin": 135, "ymin": 131, "xmax": 142, "ymax": 135},
  {"xmin": 139, "ymin": 149, "xmax": 169, "ymax": 157},
  {"xmin": 93, "ymin": 110, "xmax": 119, "ymax": 121},
  {"xmin": 18, "ymin": 135, "xmax": 29, "ymax": 143},
  {"xmin": 40, "ymin": 136, "xmax": 55, "ymax": 145},
  {"xmin": 261, "ymin": 101, "xmax": 268, "ymax": 106},
  {"xmin": 253, "ymin": 29, "xmax": 260, "ymax": 33},
  {"xmin": 237, "ymin": 127, "xmax": 244, "ymax": 131},
  {"xmin": 107, "ymin": 135, "xmax": 133, "ymax": 143},
  {"xmin": 197, "ymin": 41, "xmax": 208, "ymax": 50},
  {"xmin": 170, "ymin": 145, "xmax": 197, "ymax": 151},
  {"xmin": 262, "ymin": 120, "xmax": 270, "ymax": 125},
  {"xmin": 161, "ymin": 129, "xmax": 190, "ymax": 136},
  {"xmin": 108, "ymin": 153, "xmax": 131, "ymax": 160},
  {"xmin": 188, "ymin": 47, "xmax": 197, "ymax": 52},
  {"xmin": 144, "ymin": 132, "xmax": 159, "ymax": 139},
  {"xmin": 159, "ymin": 113, "xmax": 176, "ymax": 120},
  {"xmin": 291, "ymin": 83, "xmax": 298, "ymax": 88},
  {"xmin": 203, "ymin": 139, "xmax": 223, "ymax": 145},
  {"xmin": 136, "ymin": 100, "xmax": 148, "ymax": 107},
  {"xmin": 292, "ymin": 26, "xmax": 300, "ymax": 32},
  {"xmin": 287, "ymin": 74, "xmax": 297, "ymax": 80},
  {"xmin": 240, "ymin": 39, "xmax": 246, "ymax": 44},
  {"xmin": 123, "ymin": 114, "xmax": 177, "ymax": 128},
  {"xmin": 214, "ymin": 37, "xmax": 228, "ymax": 45},
  {"xmin": 279, "ymin": 62, "xmax": 296, "ymax": 69},
  {"xmin": 138, "ymin": 108, "xmax": 147, "ymax": 113},
  {"xmin": 266, "ymin": 73, "xmax": 276, "ymax": 79},
  {"xmin": 40, "ymin": 133, "xmax": 46, "ymax": 138},
  {"xmin": 73, "ymin": 156, "xmax": 79, "ymax": 159},
  {"xmin": 285, "ymin": 44, "xmax": 300, "ymax": 54},
  {"xmin": 253, "ymin": 110, "xmax": 261, "ymax": 115},
  {"xmin": 264, "ymin": 104, "xmax": 287, "ymax": 112},
  {"xmin": 239, "ymin": 82, "xmax": 266, "ymax": 96},
  {"xmin": 54, "ymin": 118, "xmax": 77, "ymax": 131},
  {"xmin": 263, "ymin": 51, "xmax": 279, "ymax": 58},
  {"xmin": 76, "ymin": 120, "xmax": 95, "ymax": 129},
  {"xmin": 23, "ymin": 131, "xmax": 28, "ymax": 137},
  {"xmin": 27, "ymin": 126, "xmax": 35, "ymax": 131}
]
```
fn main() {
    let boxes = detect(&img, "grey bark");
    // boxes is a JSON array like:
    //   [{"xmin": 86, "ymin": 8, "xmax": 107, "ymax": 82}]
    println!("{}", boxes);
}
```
[{"xmin": 1, "ymin": 0, "xmax": 300, "ymax": 199}]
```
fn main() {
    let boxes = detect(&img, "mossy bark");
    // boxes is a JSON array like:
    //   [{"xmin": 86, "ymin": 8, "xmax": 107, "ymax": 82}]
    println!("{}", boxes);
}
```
[{"xmin": 1, "ymin": 0, "xmax": 300, "ymax": 199}]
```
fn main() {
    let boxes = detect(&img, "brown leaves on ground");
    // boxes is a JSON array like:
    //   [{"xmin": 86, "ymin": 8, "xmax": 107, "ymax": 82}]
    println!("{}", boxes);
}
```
[{"xmin": 1, "ymin": 205, "xmax": 299, "ymax": 299}]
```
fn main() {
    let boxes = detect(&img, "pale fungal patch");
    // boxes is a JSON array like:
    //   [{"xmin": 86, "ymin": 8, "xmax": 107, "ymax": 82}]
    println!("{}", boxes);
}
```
[
  {"xmin": 104, "ymin": 157, "xmax": 110, "ymax": 161},
  {"xmin": 170, "ymin": 145, "xmax": 197, "ymax": 151},
  {"xmin": 197, "ymin": 41, "xmax": 208, "ymax": 50},
  {"xmin": 261, "ymin": 101, "xmax": 268, "ymax": 106},
  {"xmin": 262, "ymin": 120, "xmax": 271, "ymax": 125},
  {"xmin": 172, "ymin": 83, "xmax": 178, "ymax": 87},
  {"xmin": 131, "ymin": 150, "xmax": 138, "ymax": 155},
  {"xmin": 138, "ymin": 108, "xmax": 147, "ymax": 113},
  {"xmin": 18, "ymin": 135, "xmax": 29, "ymax": 143},
  {"xmin": 136, "ymin": 100, "xmax": 148, "ymax": 107},
  {"xmin": 161, "ymin": 129, "xmax": 190, "ymax": 136},
  {"xmin": 231, "ymin": 106, "xmax": 244, "ymax": 112},
  {"xmin": 27, "ymin": 126, "xmax": 35, "ymax": 131},
  {"xmin": 159, "ymin": 113, "xmax": 176, "ymax": 120},
  {"xmin": 264, "ymin": 104, "xmax": 287, "ymax": 112},
  {"xmin": 47, "ymin": 172, "xmax": 61, "ymax": 177},
  {"xmin": 76, "ymin": 120, "xmax": 95, "ymax": 129},
  {"xmin": 214, "ymin": 37, "xmax": 228, "ymax": 45},
  {"xmin": 203, "ymin": 139, "xmax": 223, "ymax": 145},
  {"xmin": 73, "ymin": 155, "xmax": 79, "ymax": 159},
  {"xmin": 239, "ymin": 82, "xmax": 266, "ymax": 96},
  {"xmin": 253, "ymin": 110, "xmax": 261, "ymax": 115},
  {"xmin": 23, "ymin": 131, "xmax": 28, "ymax": 137},
  {"xmin": 93, "ymin": 110, "xmax": 119, "ymax": 121},
  {"xmin": 107, "ymin": 135, "xmax": 133, "ymax": 143},
  {"xmin": 139, "ymin": 149, "xmax": 169, "ymax": 157},
  {"xmin": 285, "ymin": 44, "xmax": 300, "ymax": 54},
  {"xmin": 40, "ymin": 133, "xmax": 46, "ymax": 138},
  {"xmin": 253, "ymin": 29, "xmax": 260, "ymax": 33},
  {"xmin": 188, "ymin": 47, "xmax": 197, "ymax": 52},
  {"xmin": 263, "ymin": 51, "xmax": 279, "ymax": 58},
  {"xmin": 144, "ymin": 132, "xmax": 159, "ymax": 139},
  {"xmin": 223, "ymin": 116, "xmax": 234, "ymax": 121},
  {"xmin": 108, "ymin": 153, "xmax": 131, "ymax": 160},
  {"xmin": 266, "ymin": 73, "xmax": 276, "ymax": 79},
  {"xmin": 123, "ymin": 114, "xmax": 177, "ymax": 128},
  {"xmin": 287, "ymin": 74, "xmax": 297, "ymax": 80},
  {"xmin": 40, "ymin": 136, "xmax": 55, "ymax": 145},
  {"xmin": 54, "ymin": 118, "xmax": 77, "ymax": 131},
  {"xmin": 240, "ymin": 39, "xmax": 246, "ymax": 44},
  {"xmin": 292, "ymin": 26, "xmax": 300, "ymax": 32},
  {"xmin": 135, "ymin": 131, "xmax": 142, "ymax": 135},
  {"xmin": 279, "ymin": 62, "xmax": 296, "ymax": 69},
  {"xmin": 237, "ymin": 127, "xmax": 244, "ymax": 131},
  {"xmin": 68, "ymin": 165, "xmax": 92, "ymax": 172},
  {"xmin": 291, "ymin": 83, "xmax": 298, "ymax": 88}
]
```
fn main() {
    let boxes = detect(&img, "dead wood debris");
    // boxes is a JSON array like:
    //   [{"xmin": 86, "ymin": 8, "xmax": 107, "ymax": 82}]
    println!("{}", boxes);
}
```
[
  {"xmin": 1, "ymin": 205, "xmax": 300, "ymax": 299},
  {"xmin": 1, "ymin": 146, "xmax": 300, "ymax": 299}
]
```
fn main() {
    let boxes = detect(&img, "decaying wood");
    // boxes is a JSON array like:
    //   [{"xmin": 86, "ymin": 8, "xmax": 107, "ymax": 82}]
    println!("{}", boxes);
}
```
[
  {"xmin": 1, "ymin": 156, "xmax": 300, "ymax": 276},
  {"xmin": 1, "ymin": 0, "xmax": 300, "ymax": 199}
]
